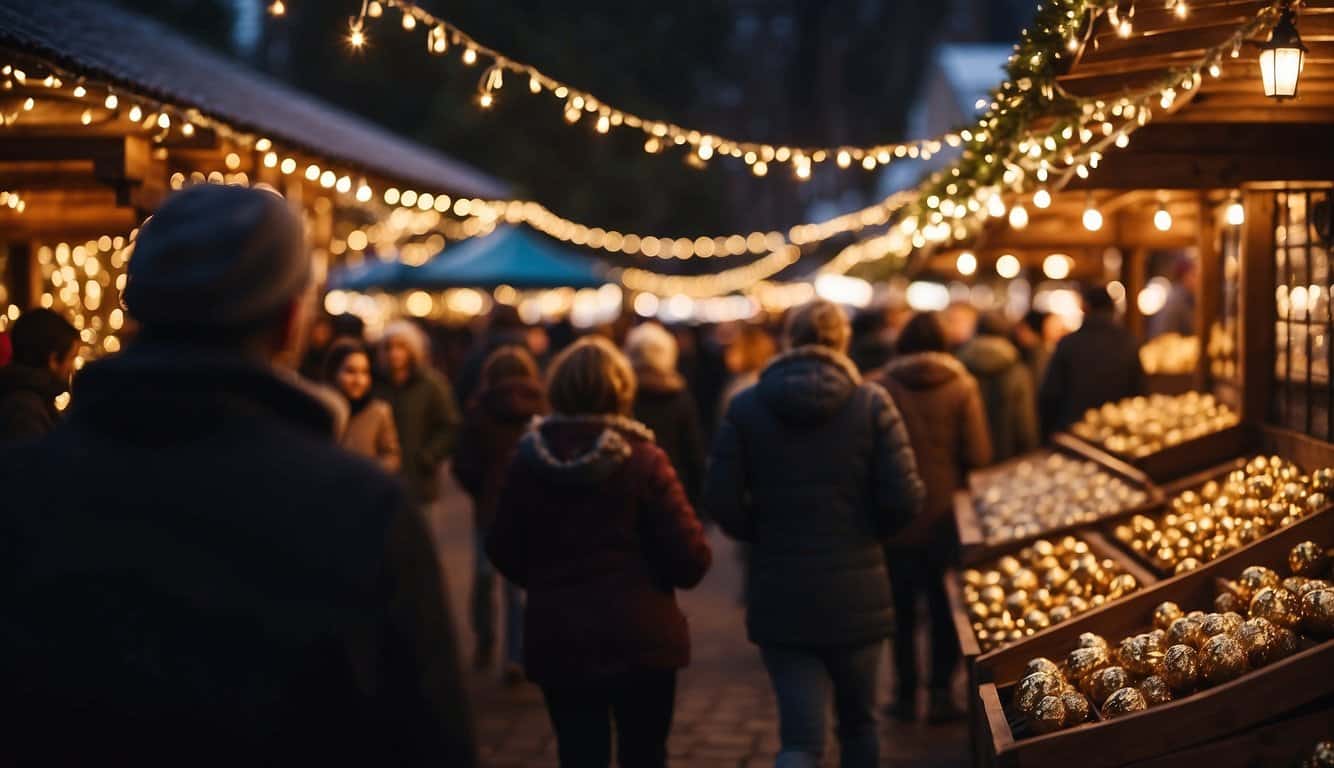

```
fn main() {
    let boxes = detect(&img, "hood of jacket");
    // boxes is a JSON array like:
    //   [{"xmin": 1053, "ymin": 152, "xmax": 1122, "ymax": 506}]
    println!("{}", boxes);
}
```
[
  {"xmin": 0, "ymin": 363, "xmax": 66, "ymax": 402},
  {"xmin": 756, "ymin": 345, "xmax": 861, "ymax": 428},
  {"xmin": 479, "ymin": 378, "xmax": 547, "ymax": 423},
  {"xmin": 880, "ymin": 351, "xmax": 967, "ymax": 390},
  {"xmin": 957, "ymin": 335, "xmax": 1020, "ymax": 377},
  {"xmin": 517, "ymin": 413, "xmax": 655, "ymax": 486},
  {"xmin": 70, "ymin": 341, "xmax": 337, "ymax": 440}
]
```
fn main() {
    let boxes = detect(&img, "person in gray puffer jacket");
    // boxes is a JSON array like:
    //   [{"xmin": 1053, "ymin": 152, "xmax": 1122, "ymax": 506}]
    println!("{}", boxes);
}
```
[{"xmin": 705, "ymin": 299, "xmax": 925, "ymax": 768}]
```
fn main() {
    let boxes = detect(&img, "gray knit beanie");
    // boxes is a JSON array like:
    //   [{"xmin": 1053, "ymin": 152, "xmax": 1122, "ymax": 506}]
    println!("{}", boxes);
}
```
[{"xmin": 124, "ymin": 184, "xmax": 309, "ymax": 331}]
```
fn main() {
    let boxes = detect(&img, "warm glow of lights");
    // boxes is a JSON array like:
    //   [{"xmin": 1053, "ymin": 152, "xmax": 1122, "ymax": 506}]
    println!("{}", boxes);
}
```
[
  {"xmin": 1154, "ymin": 204, "xmax": 1173, "ymax": 232},
  {"xmin": 268, "ymin": 0, "xmax": 285, "ymax": 16},
  {"xmin": 956, "ymin": 251, "xmax": 978, "ymax": 277},
  {"xmin": 1033, "ymin": 188, "xmax": 1052, "ymax": 209},
  {"xmin": 1009, "ymin": 204, "xmax": 1030, "ymax": 230},
  {"xmin": 405, "ymin": 291, "xmax": 434, "ymax": 317},
  {"xmin": 1082, "ymin": 205, "xmax": 1104, "ymax": 232},
  {"xmin": 1138, "ymin": 277, "xmax": 1171, "ymax": 316},
  {"xmin": 996, "ymin": 254, "xmax": 1021, "ymax": 279},
  {"xmin": 1226, "ymin": 199, "xmax": 1245, "ymax": 226},
  {"xmin": 1043, "ymin": 253, "xmax": 1073, "ymax": 281}
]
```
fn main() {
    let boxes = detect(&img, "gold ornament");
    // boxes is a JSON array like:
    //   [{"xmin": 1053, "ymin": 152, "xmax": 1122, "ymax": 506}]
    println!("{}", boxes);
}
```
[
  {"xmin": 1176, "ymin": 558, "xmax": 1203, "ymax": 574},
  {"xmin": 1289, "ymin": 541, "xmax": 1329, "ymax": 578},
  {"xmin": 1167, "ymin": 615, "xmax": 1206, "ymax": 649},
  {"xmin": 1234, "ymin": 617, "xmax": 1276, "ymax": 667},
  {"xmin": 1088, "ymin": 666, "xmax": 1132, "ymax": 704},
  {"xmin": 1249, "ymin": 586, "xmax": 1301, "ymax": 629},
  {"xmin": 1311, "ymin": 468, "xmax": 1334, "ymax": 494},
  {"xmin": 1301, "ymin": 588, "xmax": 1334, "ymax": 637},
  {"xmin": 1161, "ymin": 644, "xmax": 1199, "ymax": 692},
  {"xmin": 1214, "ymin": 591, "xmax": 1244, "ymax": 614},
  {"xmin": 1137, "ymin": 675, "xmax": 1173, "ymax": 705},
  {"xmin": 1077, "ymin": 632, "xmax": 1109, "ymax": 651},
  {"xmin": 1030, "ymin": 695, "xmax": 1066, "ymax": 734},
  {"xmin": 1308, "ymin": 739, "xmax": 1334, "ymax": 768},
  {"xmin": 1236, "ymin": 566, "xmax": 1280, "ymax": 602},
  {"xmin": 1262, "ymin": 627, "xmax": 1299, "ymax": 665},
  {"xmin": 1199, "ymin": 634, "xmax": 1248, "ymax": 685},
  {"xmin": 1117, "ymin": 634, "xmax": 1164, "ymax": 676},
  {"xmin": 1060, "ymin": 690, "xmax": 1090, "ymax": 727},
  {"xmin": 1152, "ymin": 601, "xmax": 1182, "ymax": 631},
  {"xmin": 1101, "ymin": 686, "xmax": 1148, "ymax": 718},
  {"xmin": 1199, "ymin": 611, "xmax": 1244, "ymax": 638},
  {"xmin": 1024, "ymin": 657, "xmax": 1061, "ymax": 679},
  {"xmin": 1066, "ymin": 646, "xmax": 1110, "ymax": 682},
  {"xmin": 1015, "ymin": 671, "xmax": 1064, "ymax": 716}
]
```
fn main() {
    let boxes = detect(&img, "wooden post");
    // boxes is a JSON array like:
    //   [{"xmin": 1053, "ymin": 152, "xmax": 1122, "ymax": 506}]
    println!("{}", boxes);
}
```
[
  {"xmin": 1239, "ymin": 188, "xmax": 1278, "ymax": 425},
  {"xmin": 1195, "ymin": 192, "xmax": 1220, "ymax": 391}
]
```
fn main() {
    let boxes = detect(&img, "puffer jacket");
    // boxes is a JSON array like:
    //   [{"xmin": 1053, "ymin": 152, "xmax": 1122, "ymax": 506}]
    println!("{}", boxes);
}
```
[
  {"xmin": 873, "ymin": 352, "xmax": 992, "ymax": 544},
  {"xmin": 957, "ymin": 335, "xmax": 1038, "ymax": 462},
  {"xmin": 487, "ymin": 415, "xmax": 711, "ymax": 686},
  {"xmin": 632, "ymin": 368, "xmax": 706, "ymax": 506},
  {"xmin": 705, "ymin": 346, "xmax": 925, "ymax": 647},
  {"xmin": 451, "ymin": 378, "xmax": 548, "ymax": 529}
]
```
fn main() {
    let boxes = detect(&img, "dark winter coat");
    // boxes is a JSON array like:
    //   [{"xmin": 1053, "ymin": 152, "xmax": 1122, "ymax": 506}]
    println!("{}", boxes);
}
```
[
  {"xmin": 704, "ymin": 346, "xmax": 926, "ymax": 647},
  {"xmin": 0, "ymin": 363, "xmax": 64, "ymax": 442},
  {"xmin": 631, "ymin": 368, "xmax": 707, "ymax": 505},
  {"xmin": 874, "ymin": 353, "xmax": 992, "ymax": 545},
  {"xmin": 451, "ymin": 378, "xmax": 548, "ymax": 529},
  {"xmin": 376, "ymin": 366, "xmax": 460, "ymax": 504},
  {"xmin": 1039, "ymin": 313, "xmax": 1144, "ymax": 435},
  {"xmin": 0, "ymin": 342, "xmax": 476, "ymax": 767},
  {"xmin": 957, "ymin": 336, "xmax": 1038, "ymax": 462},
  {"xmin": 487, "ymin": 415, "xmax": 711, "ymax": 686}
]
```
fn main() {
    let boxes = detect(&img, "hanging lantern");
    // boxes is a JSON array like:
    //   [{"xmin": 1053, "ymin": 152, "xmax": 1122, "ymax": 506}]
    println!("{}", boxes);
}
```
[{"xmin": 1259, "ymin": 3, "xmax": 1306, "ymax": 101}]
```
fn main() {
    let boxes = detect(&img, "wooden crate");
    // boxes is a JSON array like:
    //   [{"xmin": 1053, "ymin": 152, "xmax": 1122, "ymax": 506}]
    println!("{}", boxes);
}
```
[
  {"xmin": 1055, "ymin": 423, "xmax": 1253, "ymax": 485},
  {"xmin": 957, "ymin": 447, "xmax": 1164, "ymax": 566},
  {"xmin": 973, "ymin": 507, "xmax": 1334, "ymax": 686},
  {"xmin": 1123, "ymin": 697, "xmax": 1334, "ymax": 768},
  {"xmin": 976, "ymin": 639, "xmax": 1334, "ymax": 768},
  {"xmin": 945, "ymin": 530, "xmax": 1158, "ymax": 677}
]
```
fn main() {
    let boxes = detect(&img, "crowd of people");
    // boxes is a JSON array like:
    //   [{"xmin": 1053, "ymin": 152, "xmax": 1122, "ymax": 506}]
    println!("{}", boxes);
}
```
[{"xmin": 0, "ymin": 184, "xmax": 1155, "ymax": 767}]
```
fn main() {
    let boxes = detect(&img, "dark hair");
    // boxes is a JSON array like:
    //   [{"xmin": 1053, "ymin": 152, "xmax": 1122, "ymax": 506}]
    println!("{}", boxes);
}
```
[
  {"xmin": 1022, "ymin": 310, "xmax": 1049, "ymax": 335},
  {"xmin": 785, "ymin": 299, "xmax": 850, "ymax": 351},
  {"xmin": 896, "ymin": 312, "xmax": 947, "ymax": 356},
  {"xmin": 489, "ymin": 303, "xmax": 523, "ymax": 331},
  {"xmin": 323, "ymin": 338, "xmax": 371, "ymax": 383},
  {"xmin": 977, "ymin": 312, "xmax": 1012, "ymax": 338},
  {"xmin": 482, "ymin": 345, "xmax": 540, "ymax": 389},
  {"xmin": 330, "ymin": 313, "xmax": 366, "ymax": 340},
  {"xmin": 11, "ymin": 308, "xmax": 78, "ymax": 368},
  {"xmin": 1082, "ymin": 284, "xmax": 1115, "ymax": 313}
]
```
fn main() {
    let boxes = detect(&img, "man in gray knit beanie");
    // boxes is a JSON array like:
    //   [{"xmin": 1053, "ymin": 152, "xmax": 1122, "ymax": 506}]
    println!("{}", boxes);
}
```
[{"xmin": 0, "ymin": 184, "xmax": 477, "ymax": 766}]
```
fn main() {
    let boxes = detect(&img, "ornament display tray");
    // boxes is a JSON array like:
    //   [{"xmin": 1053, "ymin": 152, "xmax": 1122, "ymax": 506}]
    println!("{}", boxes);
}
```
[
  {"xmin": 969, "ymin": 510, "xmax": 1334, "ymax": 768},
  {"xmin": 956, "ymin": 444, "xmax": 1163, "ymax": 566},
  {"xmin": 1055, "ymin": 424, "xmax": 1252, "ymax": 485}
]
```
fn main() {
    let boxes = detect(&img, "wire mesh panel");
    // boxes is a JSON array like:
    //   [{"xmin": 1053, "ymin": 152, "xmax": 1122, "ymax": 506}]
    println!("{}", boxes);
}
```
[{"xmin": 1271, "ymin": 188, "xmax": 1334, "ymax": 441}]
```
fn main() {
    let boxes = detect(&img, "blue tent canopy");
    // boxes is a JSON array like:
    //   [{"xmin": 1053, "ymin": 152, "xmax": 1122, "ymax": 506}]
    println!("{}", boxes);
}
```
[{"xmin": 327, "ymin": 226, "xmax": 608, "ymax": 292}]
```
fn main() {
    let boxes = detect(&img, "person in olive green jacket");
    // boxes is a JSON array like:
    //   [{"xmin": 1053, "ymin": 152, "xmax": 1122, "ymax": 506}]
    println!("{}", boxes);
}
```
[{"xmin": 377, "ymin": 320, "xmax": 461, "ymax": 506}]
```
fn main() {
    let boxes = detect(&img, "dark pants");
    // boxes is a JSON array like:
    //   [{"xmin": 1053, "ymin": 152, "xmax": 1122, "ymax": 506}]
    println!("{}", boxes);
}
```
[
  {"xmin": 540, "ymin": 669, "xmax": 677, "ymax": 768},
  {"xmin": 471, "ymin": 528, "xmax": 523, "ymax": 665},
  {"xmin": 759, "ymin": 642, "xmax": 882, "ymax": 768},
  {"xmin": 887, "ymin": 548, "xmax": 958, "ymax": 693}
]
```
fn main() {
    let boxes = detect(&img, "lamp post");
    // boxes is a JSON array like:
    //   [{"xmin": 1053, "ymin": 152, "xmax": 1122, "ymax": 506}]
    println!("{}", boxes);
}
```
[{"xmin": 1259, "ymin": 2, "xmax": 1306, "ymax": 101}]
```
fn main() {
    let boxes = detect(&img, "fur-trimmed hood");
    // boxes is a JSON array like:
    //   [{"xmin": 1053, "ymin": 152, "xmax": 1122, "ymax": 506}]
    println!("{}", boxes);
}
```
[
  {"xmin": 757, "ymin": 345, "xmax": 862, "ymax": 428},
  {"xmin": 517, "ymin": 413, "xmax": 656, "ymax": 486},
  {"xmin": 957, "ymin": 335, "xmax": 1021, "ymax": 377},
  {"xmin": 880, "ymin": 351, "xmax": 968, "ymax": 390}
]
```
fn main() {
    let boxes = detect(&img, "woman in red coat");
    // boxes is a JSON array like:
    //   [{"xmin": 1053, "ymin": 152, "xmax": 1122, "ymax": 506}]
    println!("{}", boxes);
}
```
[
  {"xmin": 488, "ymin": 336, "xmax": 711, "ymax": 768},
  {"xmin": 452, "ymin": 345, "xmax": 547, "ymax": 682}
]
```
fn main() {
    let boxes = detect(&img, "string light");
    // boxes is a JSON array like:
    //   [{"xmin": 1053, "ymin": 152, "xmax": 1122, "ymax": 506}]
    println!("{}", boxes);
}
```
[
  {"xmin": 268, "ymin": 0, "xmax": 285, "ymax": 16},
  {"xmin": 996, "ymin": 253, "xmax": 1021, "ymax": 279},
  {"xmin": 1082, "ymin": 194, "xmax": 1103, "ymax": 231},
  {"xmin": 1154, "ymin": 202, "xmax": 1174, "ymax": 232},
  {"xmin": 348, "ymin": 0, "xmax": 960, "ymax": 179},
  {"xmin": 956, "ymin": 251, "xmax": 978, "ymax": 276},
  {"xmin": 1226, "ymin": 195, "xmax": 1245, "ymax": 226}
]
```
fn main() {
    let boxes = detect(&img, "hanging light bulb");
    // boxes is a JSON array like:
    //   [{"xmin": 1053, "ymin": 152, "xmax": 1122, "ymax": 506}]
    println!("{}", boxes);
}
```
[
  {"xmin": 986, "ymin": 194, "xmax": 1007, "ymax": 218},
  {"xmin": 268, "ymin": 0, "xmax": 285, "ymax": 16},
  {"xmin": 1082, "ymin": 196, "xmax": 1104, "ymax": 231},
  {"xmin": 1043, "ymin": 253, "xmax": 1073, "ymax": 281},
  {"xmin": 1009, "ymin": 203, "xmax": 1030, "ymax": 230},
  {"xmin": 1226, "ymin": 196, "xmax": 1245, "ymax": 226},
  {"xmin": 956, "ymin": 251, "xmax": 977, "ymax": 277},
  {"xmin": 1033, "ymin": 187, "xmax": 1052, "ymax": 209},
  {"xmin": 347, "ymin": 23, "xmax": 367, "ymax": 49},
  {"xmin": 401, "ymin": 10, "xmax": 416, "ymax": 30},
  {"xmin": 1154, "ymin": 202, "xmax": 1173, "ymax": 232},
  {"xmin": 996, "ymin": 254, "xmax": 1021, "ymax": 279},
  {"xmin": 1259, "ymin": 1, "xmax": 1306, "ymax": 101}
]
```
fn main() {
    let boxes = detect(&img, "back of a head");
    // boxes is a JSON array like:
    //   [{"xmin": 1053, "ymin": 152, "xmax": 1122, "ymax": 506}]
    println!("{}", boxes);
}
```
[
  {"xmin": 895, "ymin": 312, "xmax": 947, "ymax": 356},
  {"xmin": 489, "ymin": 303, "xmax": 523, "ymax": 332},
  {"xmin": 10, "ymin": 308, "xmax": 77, "ymax": 369},
  {"xmin": 1082, "ymin": 284, "xmax": 1116, "ymax": 314},
  {"xmin": 330, "ymin": 313, "xmax": 366, "ymax": 341},
  {"xmin": 785, "ymin": 299, "xmax": 851, "ymax": 353},
  {"xmin": 624, "ymin": 322, "xmax": 678, "ymax": 375},
  {"xmin": 976, "ymin": 312, "xmax": 1012, "ymax": 339},
  {"xmin": 124, "ymin": 184, "xmax": 309, "ymax": 348},
  {"xmin": 1022, "ymin": 310, "xmax": 1049, "ymax": 335},
  {"xmin": 547, "ymin": 336, "xmax": 636, "ymax": 416},
  {"xmin": 380, "ymin": 320, "xmax": 429, "ymax": 369},
  {"xmin": 481, "ymin": 345, "xmax": 539, "ymax": 389}
]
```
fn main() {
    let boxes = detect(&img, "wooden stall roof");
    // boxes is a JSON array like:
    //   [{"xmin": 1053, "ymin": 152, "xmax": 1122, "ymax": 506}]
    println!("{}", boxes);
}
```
[{"xmin": 0, "ymin": 0, "xmax": 509, "ymax": 201}]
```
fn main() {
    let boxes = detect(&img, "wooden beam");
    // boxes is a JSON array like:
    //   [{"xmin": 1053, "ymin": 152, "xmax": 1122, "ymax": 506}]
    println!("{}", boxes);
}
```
[
  {"xmin": 1196, "ymin": 193, "xmax": 1222, "ymax": 390},
  {"xmin": 1126, "ymin": 245, "xmax": 1149, "ymax": 340},
  {"xmin": 1070, "ymin": 150, "xmax": 1334, "ymax": 189},
  {"xmin": 1239, "ymin": 188, "xmax": 1277, "ymax": 423}
]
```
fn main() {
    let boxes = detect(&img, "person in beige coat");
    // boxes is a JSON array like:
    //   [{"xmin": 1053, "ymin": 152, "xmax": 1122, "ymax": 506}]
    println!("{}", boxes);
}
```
[{"xmin": 325, "ymin": 339, "xmax": 401, "ymax": 473}]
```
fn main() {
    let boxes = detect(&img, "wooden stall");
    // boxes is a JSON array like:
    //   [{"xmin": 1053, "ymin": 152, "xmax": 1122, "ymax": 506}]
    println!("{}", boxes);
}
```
[
  {"xmin": 0, "ymin": 0, "xmax": 505, "ymax": 360},
  {"xmin": 941, "ymin": 1, "xmax": 1334, "ymax": 764}
]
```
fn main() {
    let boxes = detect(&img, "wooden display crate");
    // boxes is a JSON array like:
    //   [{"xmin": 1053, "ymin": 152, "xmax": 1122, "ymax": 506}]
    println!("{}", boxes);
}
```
[
  {"xmin": 957, "ymin": 446, "xmax": 1163, "ymax": 565},
  {"xmin": 970, "ymin": 510, "xmax": 1334, "ymax": 768},
  {"xmin": 1055, "ymin": 424, "xmax": 1253, "ymax": 485},
  {"xmin": 945, "ymin": 531, "xmax": 1158, "ymax": 673},
  {"xmin": 1124, "ymin": 698, "xmax": 1334, "ymax": 768}
]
